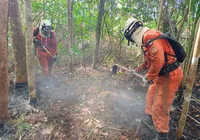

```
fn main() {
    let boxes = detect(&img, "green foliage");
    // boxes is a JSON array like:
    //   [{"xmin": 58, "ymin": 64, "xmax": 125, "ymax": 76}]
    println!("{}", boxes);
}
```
[
  {"xmin": 31, "ymin": 0, "xmax": 160, "ymax": 43},
  {"xmin": 17, "ymin": 122, "xmax": 31, "ymax": 137},
  {"xmin": 72, "ymin": 44, "xmax": 81, "ymax": 56},
  {"xmin": 57, "ymin": 42, "xmax": 68, "ymax": 55},
  {"xmin": 7, "ymin": 114, "xmax": 32, "ymax": 138},
  {"xmin": 29, "ymin": 0, "xmax": 199, "ymax": 40},
  {"xmin": 103, "ymin": 54, "xmax": 115, "ymax": 67},
  {"xmin": 30, "ymin": 0, "xmax": 199, "ymax": 65}
]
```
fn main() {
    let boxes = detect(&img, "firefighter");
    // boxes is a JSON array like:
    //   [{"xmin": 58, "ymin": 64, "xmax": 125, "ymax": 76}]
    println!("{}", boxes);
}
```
[
  {"xmin": 33, "ymin": 19, "xmax": 57, "ymax": 77},
  {"xmin": 124, "ymin": 16, "xmax": 183, "ymax": 140}
]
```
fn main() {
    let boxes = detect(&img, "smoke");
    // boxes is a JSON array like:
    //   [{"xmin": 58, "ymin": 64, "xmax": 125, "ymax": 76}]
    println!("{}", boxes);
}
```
[{"xmin": 36, "ymin": 68, "xmax": 147, "ymax": 129}]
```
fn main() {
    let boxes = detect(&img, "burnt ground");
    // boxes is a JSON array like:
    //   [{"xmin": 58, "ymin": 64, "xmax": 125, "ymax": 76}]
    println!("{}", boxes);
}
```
[{"xmin": 1, "ymin": 65, "xmax": 200, "ymax": 140}]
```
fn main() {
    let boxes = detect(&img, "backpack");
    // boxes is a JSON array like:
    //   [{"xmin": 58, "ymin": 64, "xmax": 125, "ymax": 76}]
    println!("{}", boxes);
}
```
[
  {"xmin": 33, "ymin": 27, "xmax": 40, "ymax": 37},
  {"xmin": 144, "ymin": 34, "xmax": 187, "ymax": 63}
]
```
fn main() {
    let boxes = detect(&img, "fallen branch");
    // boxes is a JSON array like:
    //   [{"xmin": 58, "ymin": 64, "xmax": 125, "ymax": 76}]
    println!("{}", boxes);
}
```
[
  {"xmin": 178, "ymin": 108, "xmax": 200, "ymax": 125},
  {"xmin": 91, "ymin": 116, "xmax": 100, "ymax": 124},
  {"xmin": 11, "ymin": 92, "xmax": 16, "ymax": 100},
  {"xmin": 19, "ymin": 129, "xmax": 29, "ymax": 140},
  {"xmin": 107, "ymin": 126, "xmax": 124, "ymax": 131},
  {"xmin": 38, "ymin": 86, "xmax": 47, "ymax": 94},
  {"xmin": 190, "ymin": 104, "xmax": 200, "ymax": 112},
  {"xmin": 1, "ymin": 121, "xmax": 23, "ymax": 139},
  {"xmin": 134, "ymin": 121, "xmax": 142, "ymax": 138},
  {"xmin": 87, "ymin": 126, "xmax": 97, "ymax": 140},
  {"xmin": 191, "ymin": 96, "xmax": 200, "ymax": 103}
]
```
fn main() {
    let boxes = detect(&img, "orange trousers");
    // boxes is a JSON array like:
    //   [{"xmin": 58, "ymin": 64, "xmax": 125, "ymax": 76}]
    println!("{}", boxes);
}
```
[
  {"xmin": 37, "ymin": 51, "xmax": 53, "ymax": 76},
  {"xmin": 145, "ymin": 67, "xmax": 183, "ymax": 133}
]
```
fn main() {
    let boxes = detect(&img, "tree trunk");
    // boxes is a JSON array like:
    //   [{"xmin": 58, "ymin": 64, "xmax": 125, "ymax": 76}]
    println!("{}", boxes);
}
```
[
  {"xmin": 92, "ymin": 0, "xmax": 106, "ymax": 69},
  {"xmin": 157, "ymin": 0, "xmax": 164, "ymax": 30},
  {"xmin": 9, "ymin": 0, "xmax": 27, "ymax": 88},
  {"xmin": 176, "ymin": 19, "xmax": 200, "ymax": 139},
  {"xmin": 177, "ymin": 0, "xmax": 196, "ymax": 102},
  {"xmin": 24, "ymin": 0, "xmax": 37, "ymax": 105},
  {"xmin": 88, "ymin": 1, "xmax": 92, "ymax": 43},
  {"xmin": 67, "ymin": 0, "xmax": 73, "ymax": 72},
  {"xmin": 0, "ymin": 0, "xmax": 9, "ymax": 122}
]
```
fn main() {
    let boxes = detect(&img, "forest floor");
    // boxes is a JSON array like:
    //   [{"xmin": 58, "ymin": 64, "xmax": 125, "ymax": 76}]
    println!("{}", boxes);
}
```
[{"xmin": 1, "ymin": 64, "xmax": 200, "ymax": 140}]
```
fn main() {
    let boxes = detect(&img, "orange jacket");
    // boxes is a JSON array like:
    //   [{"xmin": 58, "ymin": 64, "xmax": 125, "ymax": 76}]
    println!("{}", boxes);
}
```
[
  {"xmin": 33, "ymin": 27, "xmax": 57, "ymax": 56},
  {"xmin": 136, "ymin": 30, "xmax": 180, "ymax": 81}
]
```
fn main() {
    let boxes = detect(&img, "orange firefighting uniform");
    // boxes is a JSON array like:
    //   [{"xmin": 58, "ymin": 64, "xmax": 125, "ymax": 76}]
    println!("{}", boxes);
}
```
[
  {"xmin": 136, "ymin": 30, "xmax": 183, "ymax": 133},
  {"xmin": 33, "ymin": 27, "xmax": 57, "ymax": 76}
]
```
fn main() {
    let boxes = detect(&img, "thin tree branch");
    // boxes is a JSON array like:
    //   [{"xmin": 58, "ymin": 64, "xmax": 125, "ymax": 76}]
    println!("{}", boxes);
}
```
[
  {"xmin": 32, "ymin": 11, "xmax": 43, "ymax": 22},
  {"xmin": 157, "ymin": 0, "xmax": 165, "ymax": 30},
  {"xmin": 176, "ymin": 6, "xmax": 189, "ymax": 40},
  {"xmin": 177, "ymin": 108, "xmax": 200, "ymax": 125}
]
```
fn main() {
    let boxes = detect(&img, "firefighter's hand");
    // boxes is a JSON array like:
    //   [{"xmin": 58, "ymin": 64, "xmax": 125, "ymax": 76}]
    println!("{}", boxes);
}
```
[
  {"xmin": 33, "ymin": 38, "xmax": 42, "ymax": 47},
  {"xmin": 130, "ymin": 69, "xmax": 136, "ymax": 75},
  {"xmin": 142, "ymin": 75, "xmax": 149, "ymax": 84},
  {"xmin": 132, "ymin": 69, "xmax": 136, "ymax": 73},
  {"xmin": 33, "ymin": 38, "xmax": 37, "ymax": 44},
  {"xmin": 142, "ymin": 75, "xmax": 154, "ymax": 85},
  {"xmin": 33, "ymin": 38, "xmax": 40, "ymax": 44},
  {"xmin": 52, "ymin": 54, "xmax": 57, "ymax": 62}
]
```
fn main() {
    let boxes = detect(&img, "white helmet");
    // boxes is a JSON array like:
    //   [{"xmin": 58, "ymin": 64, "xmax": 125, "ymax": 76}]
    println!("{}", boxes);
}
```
[
  {"xmin": 124, "ymin": 17, "xmax": 143, "ymax": 42},
  {"xmin": 39, "ymin": 19, "xmax": 52, "ymax": 37}
]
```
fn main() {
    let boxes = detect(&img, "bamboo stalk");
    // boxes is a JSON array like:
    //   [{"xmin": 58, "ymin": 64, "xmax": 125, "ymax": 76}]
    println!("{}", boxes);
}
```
[{"xmin": 176, "ymin": 20, "xmax": 200, "ymax": 139}]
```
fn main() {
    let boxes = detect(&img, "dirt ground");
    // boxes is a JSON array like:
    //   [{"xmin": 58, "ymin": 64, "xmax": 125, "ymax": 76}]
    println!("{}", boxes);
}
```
[{"xmin": 1, "ymin": 65, "xmax": 200, "ymax": 140}]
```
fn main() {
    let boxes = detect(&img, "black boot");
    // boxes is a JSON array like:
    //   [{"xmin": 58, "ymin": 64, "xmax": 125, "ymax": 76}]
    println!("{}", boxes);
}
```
[
  {"xmin": 142, "ymin": 114, "xmax": 153, "ymax": 125},
  {"xmin": 15, "ymin": 82, "xmax": 28, "ymax": 89},
  {"xmin": 153, "ymin": 132, "xmax": 168, "ymax": 140},
  {"xmin": 0, "ymin": 122, "xmax": 4, "ymax": 129},
  {"xmin": 142, "ymin": 114, "xmax": 156, "ymax": 133},
  {"xmin": 0, "ymin": 119, "xmax": 4, "ymax": 134}
]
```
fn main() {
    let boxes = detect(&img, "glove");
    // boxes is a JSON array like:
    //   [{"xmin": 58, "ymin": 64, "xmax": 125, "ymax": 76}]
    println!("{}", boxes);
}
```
[
  {"xmin": 52, "ymin": 53, "xmax": 57, "ymax": 62},
  {"xmin": 142, "ymin": 75, "xmax": 154, "ymax": 85},
  {"xmin": 131, "ymin": 69, "xmax": 136, "ymax": 73},
  {"xmin": 33, "ymin": 38, "xmax": 38, "ymax": 44},
  {"xmin": 142, "ymin": 75, "xmax": 149, "ymax": 84},
  {"xmin": 52, "ymin": 55, "xmax": 56, "ymax": 62},
  {"xmin": 33, "ymin": 38, "xmax": 42, "ymax": 48}
]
